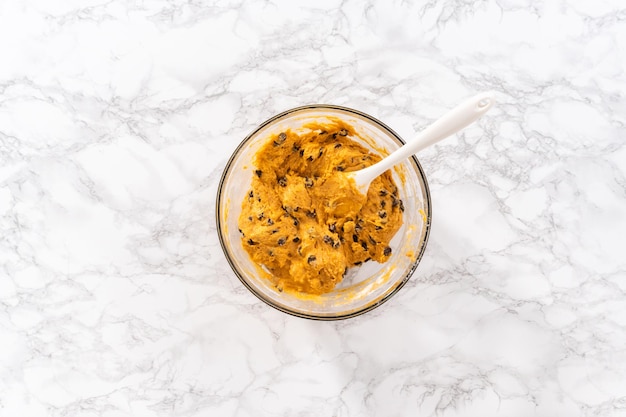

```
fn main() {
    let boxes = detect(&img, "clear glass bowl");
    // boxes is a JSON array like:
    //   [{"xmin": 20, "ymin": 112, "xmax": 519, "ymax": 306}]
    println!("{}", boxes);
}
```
[{"xmin": 216, "ymin": 105, "xmax": 431, "ymax": 320}]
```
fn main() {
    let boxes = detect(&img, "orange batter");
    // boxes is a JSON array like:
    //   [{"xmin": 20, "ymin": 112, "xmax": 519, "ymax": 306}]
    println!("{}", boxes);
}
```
[{"xmin": 238, "ymin": 119, "xmax": 404, "ymax": 295}]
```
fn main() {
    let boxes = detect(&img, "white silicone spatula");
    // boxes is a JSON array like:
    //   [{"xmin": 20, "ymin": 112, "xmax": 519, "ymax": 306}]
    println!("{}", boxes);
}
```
[{"xmin": 348, "ymin": 92, "xmax": 495, "ymax": 195}]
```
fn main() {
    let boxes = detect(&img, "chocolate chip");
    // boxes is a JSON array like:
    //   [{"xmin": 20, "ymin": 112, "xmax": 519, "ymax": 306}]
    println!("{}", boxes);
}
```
[
  {"xmin": 247, "ymin": 239, "xmax": 257, "ymax": 245},
  {"xmin": 307, "ymin": 255, "xmax": 316, "ymax": 264},
  {"xmin": 267, "ymin": 218, "xmax": 274, "ymax": 225},
  {"xmin": 379, "ymin": 189, "xmax": 388, "ymax": 197},
  {"xmin": 355, "ymin": 223, "xmax": 362, "ymax": 233},
  {"xmin": 369, "ymin": 236, "xmax": 377, "ymax": 246},
  {"xmin": 278, "ymin": 176, "xmax": 287, "ymax": 187},
  {"xmin": 334, "ymin": 143, "xmax": 342, "ymax": 148},
  {"xmin": 271, "ymin": 229, "xmax": 279, "ymax": 234},
  {"xmin": 248, "ymin": 191, "xmax": 254, "ymax": 198},
  {"xmin": 255, "ymin": 170, "xmax": 262, "ymax": 178},
  {"xmin": 306, "ymin": 209, "xmax": 316, "ymax": 218},
  {"xmin": 336, "ymin": 166, "xmax": 345, "ymax": 171},
  {"xmin": 318, "ymin": 148, "xmax": 324, "ymax": 158},
  {"xmin": 332, "ymin": 240, "xmax": 341, "ymax": 249},
  {"xmin": 257, "ymin": 212, "xmax": 264, "ymax": 220},
  {"xmin": 238, "ymin": 228, "xmax": 243, "ymax": 234},
  {"xmin": 338, "ymin": 128, "xmax": 348, "ymax": 136},
  {"xmin": 360, "ymin": 241, "xmax": 368, "ymax": 251},
  {"xmin": 343, "ymin": 267, "xmax": 348, "ymax": 277},
  {"xmin": 292, "ymin": 236, "xmax": 300, "ymax": 243},
  {"xmin": 328, "ymin": 223, "xmax": 336, "ymax": 233},
  {"xmin": 320, "ymin": 130, "xmax": 327, "ymax": 135},
  {"xmin": 379, "ymin": 211, "xmax": 387, "ymax": 219},
  {"xmin": 375, "ymin": 225, "xmax": 383, "ymax": 230},
  {"xmin": 352, "ymin": 234, "xmax": 358, "ymax": 242},
  {"xmin": 381, "ymin": 200, "xmax": 386, "ymax": 208},
  {"xmin": 323, "ymin": 235, "xmax": 333, "ymax": 245},
  {"xmin": 277, "ymin": 237, "xmax": 286, "ymax": 246},
  {"xmin": 384, "ymin": 246, "xmax": 392, "ymax": 256},
  {"xmin": 292, "ymin": 143, "xmax": 301, "ymax": 151},
  {"xmin": 354, "ymin": 261, "xmax": 362, "ymax": 266},
  {"xmin": 306, "ymin": 155, "xmax": 313, "ymax": 162},
  {"xmin": 304, "ymin": 177, "xmax": 314, "ymax": 188},
  {"xmin": 274, "ymin": 132, "xmax": 287, "ymax": 145},
  {"xmin": 299, "ymin": 149, "xmax": 305, "ymax": 157},
  {"xmin": 268, "ymin": 250, "xmax": 274, "ymax": 256},
  {"xmin": 248, "ymin": 216, "xmax": 253, "ymax": 221},
  {"xmin": 399, "ymin": 199, "xmax": 405, "ymax": 212},
  {"xmin": 364, "ymin": 257, "xmax": 371, "ymax": 262},
  {"xmin": 392, "ymin": 197, "xmax": 399, "ymax": 208},
  {"xmin": 293, "ymin": 218, "xmax": 299, "ymax": 226}
]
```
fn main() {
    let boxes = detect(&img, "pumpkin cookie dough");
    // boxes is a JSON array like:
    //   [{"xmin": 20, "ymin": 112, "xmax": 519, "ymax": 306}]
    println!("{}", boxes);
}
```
[{"xmin": 238, "ymin": 119, "xmax": 404, "ymax": 295}]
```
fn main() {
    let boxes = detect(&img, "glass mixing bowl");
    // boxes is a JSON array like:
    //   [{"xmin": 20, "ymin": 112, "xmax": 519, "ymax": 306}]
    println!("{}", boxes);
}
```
[{"xmin": 216, "ymin": 105, "xmax": 431, "ymax": 320}]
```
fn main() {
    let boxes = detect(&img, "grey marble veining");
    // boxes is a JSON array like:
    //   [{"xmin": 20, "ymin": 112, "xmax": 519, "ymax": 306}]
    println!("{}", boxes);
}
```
[{"xmin": 1, "ymin": 0, "xmax": 625, "ymax": 416}]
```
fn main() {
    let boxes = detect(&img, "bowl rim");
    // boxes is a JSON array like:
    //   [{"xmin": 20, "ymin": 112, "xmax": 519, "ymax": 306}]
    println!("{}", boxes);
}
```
[{"xmin": 216, "ymin": 104, "xmax": 432, "ymax": 320}]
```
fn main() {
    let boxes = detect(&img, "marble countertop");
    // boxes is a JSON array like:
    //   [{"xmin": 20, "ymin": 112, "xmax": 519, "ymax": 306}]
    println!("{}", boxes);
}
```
[{"xmin": 2, "ymin": 0, "xmax": 625, "ymax": 416}]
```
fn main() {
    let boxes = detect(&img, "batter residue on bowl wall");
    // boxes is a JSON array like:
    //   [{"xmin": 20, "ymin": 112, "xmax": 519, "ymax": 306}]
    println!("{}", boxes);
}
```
[{"xmin": 238, "ymin": 118, "xmax": 404, "ymax": 295}]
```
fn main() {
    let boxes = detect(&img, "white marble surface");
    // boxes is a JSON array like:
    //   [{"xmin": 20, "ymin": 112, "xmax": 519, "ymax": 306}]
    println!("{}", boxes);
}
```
[{"xmin": 1, "ymin": 0, "xmax": 625, "ymax": 415}]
